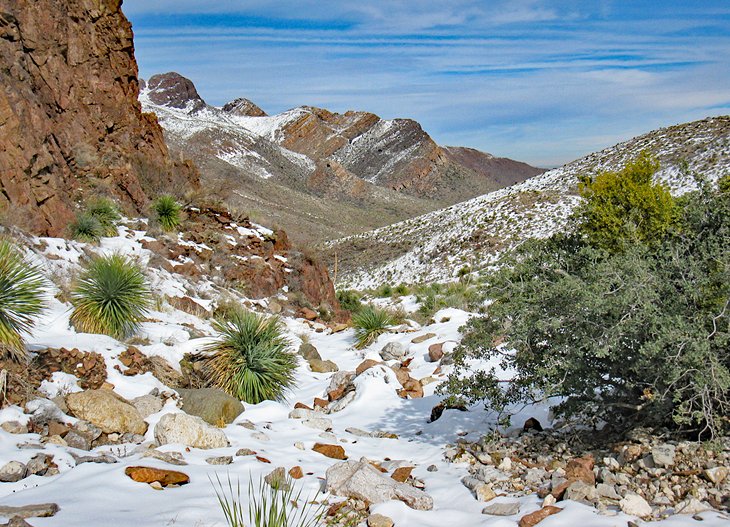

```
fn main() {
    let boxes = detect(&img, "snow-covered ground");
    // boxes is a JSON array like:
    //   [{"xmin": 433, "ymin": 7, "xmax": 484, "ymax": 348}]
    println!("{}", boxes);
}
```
[{"xmin": 0, "ymin": 228, "xmax": 727, "ymax": 526}]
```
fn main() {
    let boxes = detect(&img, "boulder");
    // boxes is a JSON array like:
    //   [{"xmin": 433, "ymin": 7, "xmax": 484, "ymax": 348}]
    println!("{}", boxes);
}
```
[
  {"xmin": 176, "ymin": 388, "xmax": 244, "ymax": 425},
  {"xmin": 308, "ymin": 359, "xmax": 339, "ymax": 373},
  {"xmin": 154, "ymin": 413, "xmax": 228, "ymax": 449},
  {"xmin": 326, "ymin": 459, "xmax": 433, "ymax": 510},
  {"xmin": 299, "ymin": 343, "xmax": 321, "ymax": 362},
  {"xmin": 65, "ymin": 390, "xmax": 147, "ymax": 435},
  {"xmin": 380, "ymin": 342, "xmax": 406, "ymax": 361}
]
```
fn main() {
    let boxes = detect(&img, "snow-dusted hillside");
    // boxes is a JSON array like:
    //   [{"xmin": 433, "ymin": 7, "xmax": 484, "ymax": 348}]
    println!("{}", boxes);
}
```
[{"xmin": 331, "ymin": 116, "xmax": 730, "ymax": 288}]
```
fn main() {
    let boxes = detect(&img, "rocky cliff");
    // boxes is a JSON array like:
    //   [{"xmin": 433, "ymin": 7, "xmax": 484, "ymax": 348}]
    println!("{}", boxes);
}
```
[{"xmin": 0, "ymin": 0, "xmax": 198, "ymax": 236}]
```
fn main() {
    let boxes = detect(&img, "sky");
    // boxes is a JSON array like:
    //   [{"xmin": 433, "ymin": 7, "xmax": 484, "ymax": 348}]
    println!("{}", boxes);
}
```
[{"xmin": 124, "ymin": 1, "xmax": 730, "ymax": 167}]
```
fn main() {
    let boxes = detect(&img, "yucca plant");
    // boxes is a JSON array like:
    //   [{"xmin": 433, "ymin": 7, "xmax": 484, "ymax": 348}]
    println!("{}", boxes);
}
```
[
  {"xmin": 87, "ymin": 197, "xmax": 121, "ymax": 237},
  {"xmin": 202, "ymin": 310, "xmax": 296, "ymax": 403},
  {"xmin": 152, "ymin": 195, "xmax": 182, "ymax": 232},
  {"xmin": 211, "ymin": 473, "xmax": 326, "ymax": 527},
  {"xmin": 70, "ymin": 254, "xmax": 152, "ymax": 339},
  {"xmin": 352, "ymin": 305, "xmax": 394, "ymax": 349},
  {"xmin": 69, "ymin": 213, "xmax": 103, "ymax": 243},
  {"xmin": 0, "ymin": 241, "xmax": 46, "ymax": 362}
]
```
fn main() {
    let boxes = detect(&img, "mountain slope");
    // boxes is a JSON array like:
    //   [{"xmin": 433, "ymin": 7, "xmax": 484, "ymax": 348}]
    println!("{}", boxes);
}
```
[
  {"xmin": 140, "ymin": 72, "xmax": 543, "ymax": 242},
  {"xmin": 328, "ymin": 116, "xmax": 730, "ymax": 288}
]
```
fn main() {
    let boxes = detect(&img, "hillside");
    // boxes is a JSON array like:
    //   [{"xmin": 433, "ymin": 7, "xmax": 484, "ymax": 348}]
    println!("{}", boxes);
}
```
[
  {"xmin": 329, "ymin": 116, "xmax": 730, "ymax": 288},
  {"xmin": 140, "ymin": 72, "xmax": 543, "ymax": 243}
]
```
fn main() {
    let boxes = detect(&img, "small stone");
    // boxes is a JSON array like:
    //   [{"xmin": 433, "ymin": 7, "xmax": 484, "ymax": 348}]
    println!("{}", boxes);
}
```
[
  {"xmin": 301, "ymin": 418, "xmax": 333, "ymax": 431},
  {"xmin": 0, "ymin": 461, "xmax": 27, "ymax": 482},
  {"xmin": 518, "ymin": 506, "xmax": 562, "ymax": 527},
  {"xmin": 542, "ymin": 494, "xmax": 557, "ymax": 507},
  {"xmin": 675, "ymin": 498, "xmax": 711, "ymax": 515},
  {"xmin": 704, "ymin": 466, "xmax": 728, "ymax": 485},
  {"xmin": 1, "ymin": 421, "xmax": 28, "ymax": 434},
  {"xmin": 206, "ymin": 456, "xmax": 233, "ymax": 465},
  {"xmin": 355, "ymin": 359, "xmax": 380, "ymax": 376},
  {"xmin": 411, "ymin": 333, "xmax": 436, "ymax": 344},
  {"xmin": 251, "ymin": 431, "xmax": 270, "ymax": 441},
  {"xmin": 427, "ymin": 465, "xmax": 438, "ymax": 472},
  {"xmin": 367, "ymin": 513, "xmax": 394, "ymax": 527},
  {"xmin": 619, "ymin": 493, "xmax": 653, "ymax": 517},
  {"xmin": 237, "ymin": 420, "xmax": 256, "ymax": 430},
  {"xmin": 651, "ymin": 444, "xmax": 676, "ymax": 468},
  {"xmin": 596, "ymin": 483, "xmax": 621, "ymax": 500},
  {"xmin": 26, "ymin": 453, "xmax": 54, "ymax": 476},
  {"xmin": 142, "ymin": 449, "xmax": 187, "ymax": 466},
  {"xmin": 265, "ymin": 467, "xmax": 290, "ymax": 490},
  {"xmin": 149, "ymin": 481, "xmax": 164, "ymax": 490},
  {"xmin": 235, "ymin": 448, "xmax": 256, "ymax": 457},
  {"xmin": 312, "ymin": 443, "xmax": 347, "ymax": 460},
  {"xmin": 294, "ymin": 442, "xmax": 305, "ymax": 450},
  {"xmin": 308, "ymin": 359, "xmax": 339, "ymax": 373},
  {"xmin": 482, "ymin": 501, "xmax": 520, "ymax": 516},
  {"xmin": 498, "ymin": 457, "xmax": 512, "ymax": 471},
  {"xmin": 289, "ymin": 466, "xmax": 304, "ymax": 479},
  {"xmin": 125, "ymin": 466, "xmax": 189, "ymax": 486},
  {"xmin": 299, "ymin": 342, "xmax": 321, "ymax": 362}
]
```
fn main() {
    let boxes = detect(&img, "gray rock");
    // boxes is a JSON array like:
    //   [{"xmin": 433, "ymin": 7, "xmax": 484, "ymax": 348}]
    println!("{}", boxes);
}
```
[
  {"xmin": 596, "ymin": 483, "xmax": 621, "ymax": 500},
  {"xmin": 25, "ymin": 454, "xmax": 53, "ymax": 476},
  {"xmin": 264, "ymin": 467, "xmax": 290, "ymax": 490},
  {"xmin": 130, "ymin": 394, "xmax": 164, "ymax": 419},
  {"xmin": 141, "ymin": 449, "xmax": 187, "ymax": 466},
  {"xmin": 0, "ymin": 502, "xmax": 59, "ymax": 519},
  {"xmin": 564, "ymin": 480, "xmax": 598, "ymax": 503},
  {"xmin": 235, "ymin": 448, "xmax": 256, "ymax": 457},
  {"xmin": 0, "ymin": 461, "xmax": 26, "ymax": 482},
  {"xmin": 302, "ymin": 418, "xmax": 333, "ymax": 431},
  {"xmin": 206, "ymin": 455, "xmax": 233, "ymax": 465},
  {"xmin": 482, "ymin": 501, "xmax": 520, "ymax": 516},
  {"xmin": 462, "ymin": 476, "xmax": 497, "ymax": 501},
  {"xmin": 288, "ymin": 408, "xmax": 320, "ymax": 420},
  {"xmin": 176, "ymin": 388, "xmax": 244, "ymax": 425},
  {"xmin": 70, "ymin": 452, "xmax": 117, "ymax": 465},
  {"xmin": 308, "ymin": 358, "xmax": 338, "ymax": 373},
  {"xmin": 327, "ymin": 371, "xmax": 355, "ymax": 393},
  {"xmin": 65, "ymin": 390, "xmax": 147, "ymax": 435},
  {"xmin": 299, "ymin": 342, "xmax": 321, "ymax": 362},
  {"xmin": 524, "ymin": 468, "xmax": 548, "ymax": 487},
  {"xmin": 63, "ymin": 420, "xmax": 102, "ymax": 451},
  {"xmin": 675, "ymin": 498, "xmax": 712, "ymax": 515},
  {"xmin": 251, "ymin": 431, "xmax": 270, "ymax": 442},
  {"xmin": 380, "ymin": 341, "xmax": 406, "ymax": 361},
  {"xmin": 651, "ymin": 444, "xmax": 676, "ymax": 468},
  {"xmin": 24, "ymin": 399, "xmax": 65, "ymax": 426},
  {"xmin": 704, "ymin": 466, "xmax": 728, "ymax": 485},
  {"xmin": 427, "ymin": 465, "xmax": 438, "ymax": 472},
  {"xmin": 326, "ymin": 459, "xmax": 433, "ymax": 510},
  {"xmin": 154, "ymin": 413, "xmax": 229, "ymax": 449}
]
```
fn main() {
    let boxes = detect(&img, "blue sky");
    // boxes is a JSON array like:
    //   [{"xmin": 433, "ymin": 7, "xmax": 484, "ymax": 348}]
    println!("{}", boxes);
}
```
[{"xmin": 124, "ymin": 1, "xmax": 730, "ymax": 167}]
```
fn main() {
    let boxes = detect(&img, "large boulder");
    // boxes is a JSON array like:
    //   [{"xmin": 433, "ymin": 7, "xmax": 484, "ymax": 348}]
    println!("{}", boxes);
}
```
[
  {"xmin": 176, "ymin": 388, "xmax": 244, "ymax": 425},
  {"xmin": 154, "ymin": 412, "xmax": 228, "ymax": 449},
  {"xmin": 65, "ymin": 390, "xmax": 147, "ymax": 435},
  {"xmin": 326, "ymin": 459, "xmax": 433, "ymax": 510}
]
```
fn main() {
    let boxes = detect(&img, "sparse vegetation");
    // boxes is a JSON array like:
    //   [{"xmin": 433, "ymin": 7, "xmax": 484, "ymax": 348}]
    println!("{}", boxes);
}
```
[
  {"xmin": 336, "ymin": 289, "xmax": 363, "ymax": 314},
  {"xmin": 352, "ymin": 305, "xmax": 394, "ymax": 349},
  {"xmin": 152, "ymin": 194, "xmax": 182, "ymax": 232},
  {"xmin": 70, "ymin": 254, "xmax": 152, "ymax": 339},
  {"xmin": 0, "ymin": 240, "xmax": 46, "ymax": 362},
  {"xmin": 86, "ymin": 197, "xmax": 121, "ymax": 236},
  {"xmin": 69, "ymin": 213, "xmax": 103, "ymax": 243},
  {"xmin": 202, "ymin": 309, "xmax": 296, "ymax": 403}
]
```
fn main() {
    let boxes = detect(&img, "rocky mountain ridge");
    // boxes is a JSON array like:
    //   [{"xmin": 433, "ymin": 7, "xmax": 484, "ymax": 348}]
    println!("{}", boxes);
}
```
[
  {"xmin": 140, "ymin": 72, "xmax": 544, "ymax": 242},
  {"xmin": 0, "ymin": 0, "xmax": 198, "ymax": 237},
  {"xmin": 329, "ymin": 115, "xmax": 730, "ymax": 287}
]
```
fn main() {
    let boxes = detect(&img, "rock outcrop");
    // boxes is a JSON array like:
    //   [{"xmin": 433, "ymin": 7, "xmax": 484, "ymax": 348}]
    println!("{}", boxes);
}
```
[{"xmin": 0, "ymin": 0, "xmax": 198, "ymax": 236}]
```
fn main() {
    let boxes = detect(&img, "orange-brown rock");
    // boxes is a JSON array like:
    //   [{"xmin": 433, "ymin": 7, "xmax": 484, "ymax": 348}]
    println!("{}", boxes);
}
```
[
  {"xmin": 288, "ymin": 466, "xmax": 304, "ymax": 480},
  {"xmin": 125, "ymin": 466, "xmax": 189, "ymax": 487},
  {"xmin": 0, "ymin": 0, "xmax": 199, "ymax": 236},
  {"xmin": 427, "ymin": 343, "xmax": 444, "ymax": 362},
  {"xmin": 565, "ymin": 455, "xmax": 595, "ymax": 486},
  {"xmin": 294, "ymin": 402, "xmax": 313, "ymax": 410},
  {"xmin": 356, "ymin": 359, "xmax": 380, "ymax": 376},
  {"xmin": 518, "ymin": 506, "xmax": 562, "ymax": 527},
  {"xmin": 312, "ymin": 443, "xmax": 347, "ymax": 460},
  {"xmin": 391, "ymin": 466, "xmax": 414, "ymax": 483},
  {"xmin": 313, "ymin": 397, "xmax": 329, "ymax": 409}
]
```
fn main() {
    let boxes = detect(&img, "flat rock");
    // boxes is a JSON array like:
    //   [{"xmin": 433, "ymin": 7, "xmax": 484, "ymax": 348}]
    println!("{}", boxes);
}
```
[
  {"xmin": 65, "ymin": 390, "xmax": 147, "ymax": 435},
  {"xmin": 355, "ymin": 359, "xmax": 380, "ymax": 376},
  {"xmin": 326, "ymin": 459, "xmax": 433, "ymax": 511},
  {"xmin": 125, "ymin": 466, "xmax": 189, "ymax": 486},
  {"xmin": 619, "ymin": 493, "xmax": 652, "ymax": 517},
  {"xmin": 308, "ymin": 358, "xmax": 339, "ymax": 373},
  {"xmin": 0, "ymin": 503, "xmax": 59, "ymax": 519},
  {"xmin": 313, "ymin": 443, "xmax": 347, "ymax": 460},
  {"xmin": 154, "ymin": 413, "xmax": 228, "ymax": 449},
  {"xmin": 141, "ymin": 449, "xmax": 187, "ymax": 466},
  {"xmin": 302, "ymin": 418, "xmax": 333, "ymax": 431},
  {"xmin": 176, "ymin": 388, "xmax": 244, "ymax": 425},
  {"xmin": 482, "ymin": 502, "xmax": 521, "ymax": 516},
  {"xmin": 411, "ymin": 333, "xmax": 436, "ymax": 344},
  {"xmin": 0, "ymin": 422, "xmax": 28, "ymax": 435},
  {"xmin": 206, "ymin": 456, "xmax": 233, "ymax": 465},
  {"xmin": 130, "ymin": 394, "xmax": 164, "ymax": 419},
  {"xmin": 651, "ymin": 444, "xmax": 676, "ymax": 468}
]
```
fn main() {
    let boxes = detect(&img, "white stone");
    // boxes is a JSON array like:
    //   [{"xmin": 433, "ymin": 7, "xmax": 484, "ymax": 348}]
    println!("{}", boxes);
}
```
[
  {"xmin": 154, "ymin": 412, "xmax": 228, "ymax": 449},
  {"xmin": 619, "ymin": 493, "xmax": 653, "ymax": 517},
  {"xmin": 380, "ymin": 341, "xmax": 406, "ymax": 361}
]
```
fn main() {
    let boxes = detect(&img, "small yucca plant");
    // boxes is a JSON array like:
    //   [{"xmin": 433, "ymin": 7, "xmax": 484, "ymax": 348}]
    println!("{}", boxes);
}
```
[
  {"xmin": 203, "ymin": 310, "xmax": 296, "ymax": 403},
  {"xmin": 70, "ymin": 254, "xmax": 152, "ymax": 339},
  {"xmin": 87, "ymin": 197, "xmax": 121, "ymax": 237},
  {"xmin": 152, "ymin": 195, "xmax": 182, "ymax": 232},
  {"xmin": 352, "ymin": 305, "xmax": 394, "ymax": 349},
  {"xmin": 69, "ymin": 213, "xmax": 103, "ymax": 243},
  {"xmin": 0, "ymin": 241, "xmax": 46, "ymax": 362}
]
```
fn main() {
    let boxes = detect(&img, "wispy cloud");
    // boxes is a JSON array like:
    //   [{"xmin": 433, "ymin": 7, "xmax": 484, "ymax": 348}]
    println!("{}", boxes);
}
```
[{"xmin": 124, "ymin": 0, "xmax": 730, "ymax": 166}]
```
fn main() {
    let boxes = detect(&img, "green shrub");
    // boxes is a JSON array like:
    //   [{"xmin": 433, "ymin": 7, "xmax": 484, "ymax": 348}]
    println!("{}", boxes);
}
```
[
  {"xmin": 352, "ymin": 306, "xmax": 394, "ymax": 349},
  {"xmin": 374, "ymin": 283, "xmax": 392, "ymax": 298},
  {"xmin": 0, "ymin": 240, "xmax": 46, "ymax": 361},
  {"xmin": 202, "ymin": 310, "xmax": 296, "ymax": 403},
  {"xmin": 87, "ymin": 197, "xmax": 121, "ymax": 236},
  {"xmin": 441, "ymin": 161, "xmax": 730, "ymax": 438},
  {"xmin": 394, "ymin": 283, "xmax": 410, "ymax": 296},
  {"xmin": 70, "ymin": 254, "xmax": 152, "ymax": 339},
  {"xmin": 336, "ymin": 289, "xmax": 363, "ymax": 314},
  {"xmin": 152, "ymin": 195, "xmax": 182, "ymax": 232},
  {"xmin": 211, "ymin": 473, "xmax": 325, "ymax": 527},
  {"xmin": 69, "ymin": 213, "xmax": 103, "ymax": 243}
]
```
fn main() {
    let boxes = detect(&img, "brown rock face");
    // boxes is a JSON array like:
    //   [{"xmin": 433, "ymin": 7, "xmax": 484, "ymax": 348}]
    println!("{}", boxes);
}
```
[
  {"xmin": 222, "ymin": 97, "xmax": 267, "ymax": 117},
  {"xmin": 147, "ymin": 72, "xmax": 206, "ymax": 112},
  {"xmin": 0, "ymin": 0, "xmax": 198, "ymax": 236}
]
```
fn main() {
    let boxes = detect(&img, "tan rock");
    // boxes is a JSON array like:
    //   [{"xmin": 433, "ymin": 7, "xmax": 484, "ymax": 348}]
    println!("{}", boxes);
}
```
[
  {"xmin": 411, "ymin": 333, "xmax": 436, "ymax": 344},
  {"xmin": 367, "ymin": 513, "xmax": 394, "ymax": 527},
  {"xmin": 518, "ymin": 506, "xmax": 562, "ymax": 527},
  {"xmin": 65, "ymin": 390, "xmax": 147, "ymax": 435}
]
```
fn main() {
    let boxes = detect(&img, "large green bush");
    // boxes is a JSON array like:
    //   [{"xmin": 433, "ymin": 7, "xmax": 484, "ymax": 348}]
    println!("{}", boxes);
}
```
[
  {"xmin": 0, "ymin": 241, "xmax": 46, "ymax": 361},
  {"xmin": 440, "ymin": 166, "xmax": 730, "ymax": 437}
]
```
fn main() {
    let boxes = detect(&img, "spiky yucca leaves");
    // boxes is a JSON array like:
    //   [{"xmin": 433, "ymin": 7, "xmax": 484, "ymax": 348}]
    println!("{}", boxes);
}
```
[
  {"xmin": 69, "ymin": 213, "xmax": 103, "ymax": 243},
  {"xmin": 203, "ymin": 310, "xmax": 296, "ymax": 403},
  {"xmin": 153, "ymin": 195, "xmax": 182, "ymax": 232},
  {"xmin": 87, "ymin": 198, "xmax": 121, "ymax": 237},
  {"xmin": 70, "ymin": 254, "xmax": 152, "ymax": 339},
  {"xmin": 352, "ymin": 305, "xmax": 394, "ymax": 349},
  {"xmin": 0, "ymin": 241, "xmax": 46, "ymax": 362}
]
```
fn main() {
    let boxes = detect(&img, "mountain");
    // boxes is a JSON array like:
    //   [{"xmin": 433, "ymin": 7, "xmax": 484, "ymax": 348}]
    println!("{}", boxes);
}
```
[
  {"xmin": 140, "ymin": 72, "xmax": 543, "ymax": 242},
  {"xmin": 0, "ymin": 0, "xmax": 198, "ymax": 237},
  {"xmin": 329, "ymin": 115, "xmax": 730, "ymax": 288}
]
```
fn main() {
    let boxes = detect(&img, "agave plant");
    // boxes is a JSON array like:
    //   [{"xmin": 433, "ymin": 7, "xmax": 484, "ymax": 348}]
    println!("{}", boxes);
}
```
[
  {"xmin": 87, "ymin": 197, "xmax": 121, "ymax": 237},
  {"xmin": 352, "ymin": 305, "xmax": 394, "ymax": 349},
  {"xmin": 0, "ymin": 241, "xmax": 46, "ymax": 362},
  {"xmin": 70, "ymin": 254, "xmax": 151, "ymax": 339},
  {"xmin": 203, "ymin": 309, "xmax": 296, "ymax": 403},
  {"xmin": 152, "ymin": 195, "xmax": 182, "ymax": 232},
  {"xmin": 69, "ymin": 213, "xmax": 103, "ymax": 243}
]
